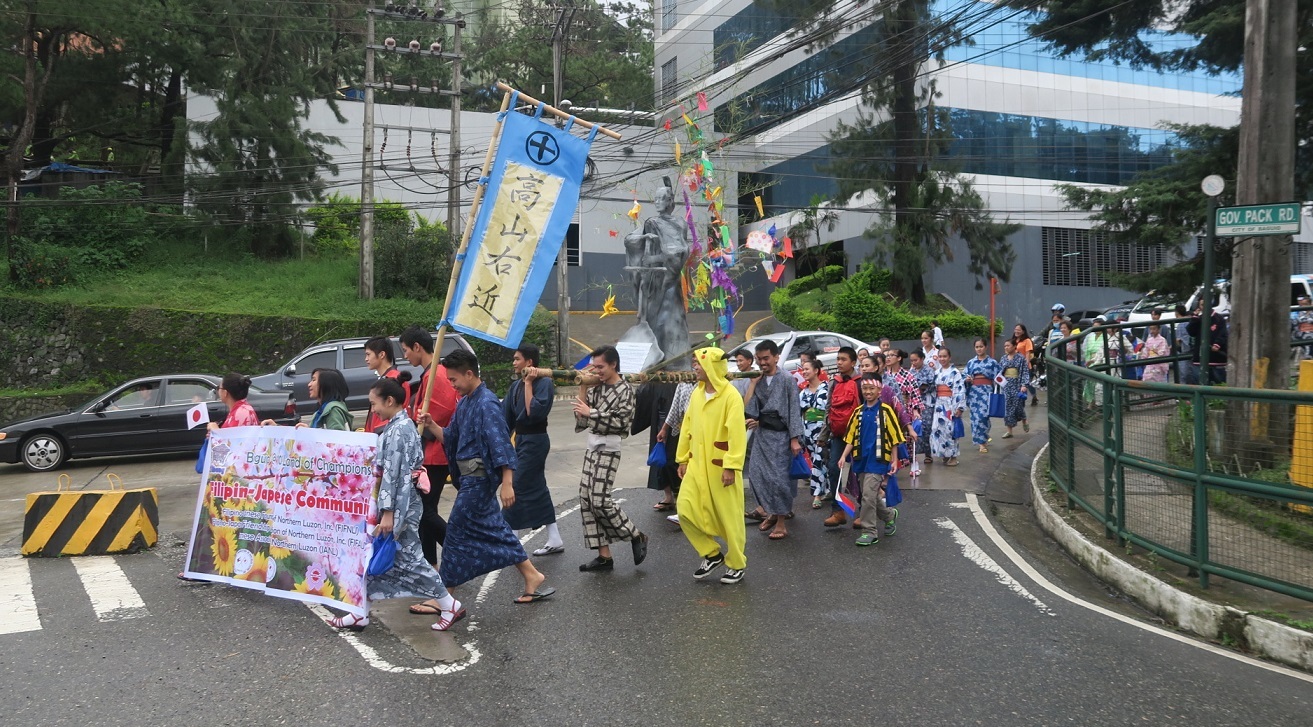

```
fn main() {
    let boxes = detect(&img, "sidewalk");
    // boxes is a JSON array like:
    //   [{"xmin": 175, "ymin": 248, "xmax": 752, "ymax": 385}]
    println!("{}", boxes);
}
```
[{"xmin": 1027, "ymin": 403, "xmax": 1313, "ymax": 671}]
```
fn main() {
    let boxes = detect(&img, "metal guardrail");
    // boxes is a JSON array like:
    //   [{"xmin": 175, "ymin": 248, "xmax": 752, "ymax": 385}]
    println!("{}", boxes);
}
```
[{"xmin": 1044, "ymin": 319, "xmax": 1313, "ymax": 601}]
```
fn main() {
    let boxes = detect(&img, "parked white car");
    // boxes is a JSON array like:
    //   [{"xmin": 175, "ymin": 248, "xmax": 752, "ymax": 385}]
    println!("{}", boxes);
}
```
[{"xmin": 729, "ymin": 330, "xmax": 874, "ymax": 376}]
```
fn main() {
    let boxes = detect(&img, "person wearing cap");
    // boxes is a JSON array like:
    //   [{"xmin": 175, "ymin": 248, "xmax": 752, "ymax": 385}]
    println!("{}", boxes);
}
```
[{"xmin": 675, "ymin": 347, "xmax": 749, "ymax": 584}]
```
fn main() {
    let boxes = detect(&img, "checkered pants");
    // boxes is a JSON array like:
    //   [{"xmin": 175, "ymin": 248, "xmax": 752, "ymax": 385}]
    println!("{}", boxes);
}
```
[{"xmin": 579, "ymin": 449, "xmax": 639, "ymax": 549}]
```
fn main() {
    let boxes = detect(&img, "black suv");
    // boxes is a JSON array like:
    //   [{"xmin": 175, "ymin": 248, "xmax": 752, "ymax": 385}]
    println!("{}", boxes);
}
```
[{"xmin": 250, "ymin": 334, "xmax": 474, "ymax": 415}]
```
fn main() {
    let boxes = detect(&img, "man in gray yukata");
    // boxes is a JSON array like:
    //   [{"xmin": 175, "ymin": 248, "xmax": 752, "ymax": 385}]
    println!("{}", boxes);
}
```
[{"xmin": 743, "ymin": 339, "xmax": 804, "ymax": 540}]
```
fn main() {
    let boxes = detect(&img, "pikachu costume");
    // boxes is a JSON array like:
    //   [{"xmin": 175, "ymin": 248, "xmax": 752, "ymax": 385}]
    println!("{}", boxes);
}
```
[{"xmin": 675, "ymin": 347, "xmax": 749, "ymax": 570}]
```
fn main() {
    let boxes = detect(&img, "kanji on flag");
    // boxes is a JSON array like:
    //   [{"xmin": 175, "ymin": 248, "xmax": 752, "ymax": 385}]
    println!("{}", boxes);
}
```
[{"xmin": 186, "ymin": 402, "xmax": 210, "ymax": 430}]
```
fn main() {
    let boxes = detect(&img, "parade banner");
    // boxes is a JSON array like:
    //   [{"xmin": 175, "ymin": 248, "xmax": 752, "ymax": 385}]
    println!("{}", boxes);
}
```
[
  {"xmin": 446, "ymin": 98, "xmax": 600, "ymax": 347},
  {"xmin": 182, "ymin": 426, "xmax": 378, "ymax": 618}
]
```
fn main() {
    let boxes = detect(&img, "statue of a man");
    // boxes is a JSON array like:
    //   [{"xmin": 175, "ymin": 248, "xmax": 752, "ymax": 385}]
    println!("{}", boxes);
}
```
[{"xmin": 622, "ymin": 185, "xmax": 691, "ymax": 369}]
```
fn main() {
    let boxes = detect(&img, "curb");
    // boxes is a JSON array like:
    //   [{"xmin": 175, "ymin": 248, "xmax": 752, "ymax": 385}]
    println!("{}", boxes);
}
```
[{"xmin": 1029, "ymin": 443, "xmax": 1313, "ymax": 673}]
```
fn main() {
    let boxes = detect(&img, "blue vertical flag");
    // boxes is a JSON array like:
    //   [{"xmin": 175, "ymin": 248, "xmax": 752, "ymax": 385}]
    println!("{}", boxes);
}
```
[{"xmin": 446, "ymin": 93, "xmax": 601, "ymax": 348}]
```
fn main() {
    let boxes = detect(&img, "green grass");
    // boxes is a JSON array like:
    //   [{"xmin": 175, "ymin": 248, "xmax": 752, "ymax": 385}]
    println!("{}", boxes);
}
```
[
  {"xmin": 7, "ymin": 247, "xmax": 439, "ymax": 322},
  {"xmin": 1252, "ymin": 609, "xmax": 1313, "ymax": 632}
]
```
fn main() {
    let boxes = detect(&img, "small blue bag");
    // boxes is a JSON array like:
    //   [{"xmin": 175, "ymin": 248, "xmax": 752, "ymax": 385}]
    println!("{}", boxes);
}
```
[
  {"xmin": 885, "ymin": 475, "xmax": 903, "ymax": 508},
  {"xmin": 195, "ymin": 438, "xmax": 209, "ymax": 475},
  {"xmin": 647, "ymin": 441, "xmax": 668, "ymax": 467},
  {"xmin": 367, "ymin": 533, "xmax": 397, "ymax": 577},
  {"xmin": 789, "ymin": 451, "xmax": 811, "ymax": 479},
  {"xmin": 952, "ymin": 416, "xmax": 965, "ymax": 440}
]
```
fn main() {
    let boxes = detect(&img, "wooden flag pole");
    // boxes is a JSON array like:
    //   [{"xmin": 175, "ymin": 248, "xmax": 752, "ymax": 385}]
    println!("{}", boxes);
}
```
[
  {"xmin": 417, "ymin": 90, "xmax": 514, "ymax": 429},
  {"xmin": 519, "ymin": 368, "xmax": 760, "ymax": 386},
  {"xmin": 494, "ymin": 82, "xmax": 622, "ymax": 140}
]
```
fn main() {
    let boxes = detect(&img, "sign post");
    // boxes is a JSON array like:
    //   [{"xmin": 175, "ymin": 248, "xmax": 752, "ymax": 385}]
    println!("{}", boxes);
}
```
[{"xmin": 1214, "ymin": 202, "xmax": 1302, "ymax": 237}]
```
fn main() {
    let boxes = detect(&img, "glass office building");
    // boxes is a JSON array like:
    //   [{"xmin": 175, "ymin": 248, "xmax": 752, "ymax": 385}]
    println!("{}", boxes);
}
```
[{"xmin": 653, "ymin": 0, "xmax": 1250, "ymax": 326}]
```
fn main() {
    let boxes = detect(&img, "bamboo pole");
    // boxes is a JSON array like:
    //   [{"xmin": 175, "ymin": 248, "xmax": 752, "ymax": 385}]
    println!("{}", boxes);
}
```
[
  {"xmin": 495, "ymin": 81, "xmax": 622, "ymax": 140},
  {"xmin": 417, "ymin": 90, "xmax": 514, "ymax": 428},
  {"xmin": 519, "ymin": 368, "xmax": 760, "ymax": 386}
]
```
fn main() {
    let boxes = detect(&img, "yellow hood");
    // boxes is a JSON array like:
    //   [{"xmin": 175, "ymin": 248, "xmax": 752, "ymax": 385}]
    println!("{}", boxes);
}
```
[{"xmin": 693, "ymin": 346, "xmax": 730, "ymax": 395}]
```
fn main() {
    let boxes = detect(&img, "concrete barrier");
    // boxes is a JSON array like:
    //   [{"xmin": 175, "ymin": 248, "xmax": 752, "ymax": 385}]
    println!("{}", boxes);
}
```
[
  {"xmin": 1031, "ymin": 444, "xmax": 1313, "ymax": 673},
  {"xmin": 22, "ymin": 473, "xmax": 159, "ymax": 557}
]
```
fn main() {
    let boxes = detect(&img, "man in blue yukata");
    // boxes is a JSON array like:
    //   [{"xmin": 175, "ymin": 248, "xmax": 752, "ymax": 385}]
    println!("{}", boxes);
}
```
[{"xmin": 418, "ymin": 349, "xmax": 555, "ymax": 614}]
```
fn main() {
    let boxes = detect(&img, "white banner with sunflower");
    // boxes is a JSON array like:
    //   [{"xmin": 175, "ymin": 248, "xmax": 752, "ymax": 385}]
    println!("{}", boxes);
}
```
[{"xmin": 182, "ymin": 426, "xmax": 378, "ymax": 618}]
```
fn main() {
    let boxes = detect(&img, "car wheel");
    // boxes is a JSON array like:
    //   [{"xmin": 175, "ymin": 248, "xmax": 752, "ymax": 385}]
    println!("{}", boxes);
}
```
[{"xmin": 21, "ymin": 433, "xmax": 67, "ymax": 472}]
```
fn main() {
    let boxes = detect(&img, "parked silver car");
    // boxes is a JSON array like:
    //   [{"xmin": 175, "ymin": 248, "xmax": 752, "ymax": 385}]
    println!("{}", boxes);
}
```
[{"xmin": 250, "ymin": 334, "xmax": 473, "ymax": 415}]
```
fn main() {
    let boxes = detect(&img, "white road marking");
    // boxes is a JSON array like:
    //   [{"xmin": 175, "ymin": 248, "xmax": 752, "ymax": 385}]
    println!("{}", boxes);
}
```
[
  {"xmin": 72, "ymin": 557, "xmax": 149, "ymax": 622},
  {"xmin": 947, "ymin": 502, "xmax": 971, "ymax": 509},
  {"xmin": 933, "ymin": 516, "xmax": 1055, "ymax": 616},
  {"xmin": 309, "ymin": 499, "xmax": 590, "ymax": 672},
  {"xmin": 0, "ymin": 558, "xmax": 42, "ymax": 635},
  {"xmin": 474, "ymin": 503, "xmax": 583, "ymax": 607},
  {"xmin": 965, "ymin": 488, "xmax": 1313, "ymax": 685},
  {"xmin": 306, "ymin": 604, "xmax": 483, "ymax": 675}
]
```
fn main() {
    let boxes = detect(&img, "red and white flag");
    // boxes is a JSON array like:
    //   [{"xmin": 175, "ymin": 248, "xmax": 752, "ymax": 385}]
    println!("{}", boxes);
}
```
[{"xmin": 186, "ymin": 403, "xmax": 210, "ymax": 430}]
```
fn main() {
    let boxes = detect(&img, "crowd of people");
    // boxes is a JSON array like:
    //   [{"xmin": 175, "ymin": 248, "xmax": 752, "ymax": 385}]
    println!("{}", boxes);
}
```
[{"xmin": 195, "ymin": 324, "xmax": 1042, "ymax": 631}]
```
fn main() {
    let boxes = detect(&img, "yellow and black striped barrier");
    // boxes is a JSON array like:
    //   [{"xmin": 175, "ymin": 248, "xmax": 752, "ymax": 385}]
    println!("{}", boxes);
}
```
[{"xmin": 22, "ymin": 473, "xmax": 159, "ymax": 557}]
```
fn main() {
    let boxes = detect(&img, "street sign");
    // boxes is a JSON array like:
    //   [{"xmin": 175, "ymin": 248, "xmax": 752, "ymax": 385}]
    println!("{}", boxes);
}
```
[{"xmin": 1215, "ymin": 203, "xmax": 1302, "ymax": 236}]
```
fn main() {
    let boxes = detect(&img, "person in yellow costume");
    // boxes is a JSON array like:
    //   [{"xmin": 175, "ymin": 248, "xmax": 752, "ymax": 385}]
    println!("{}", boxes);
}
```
[{"xmin": 675, "ymin": 347, "xmax": 749, "ymax": 584}]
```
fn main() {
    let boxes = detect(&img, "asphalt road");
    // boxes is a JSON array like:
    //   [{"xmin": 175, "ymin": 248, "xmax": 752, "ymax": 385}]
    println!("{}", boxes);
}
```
[{"xmin": 2, "ymin": 410, "xmax": 1311, "ymax": 725}]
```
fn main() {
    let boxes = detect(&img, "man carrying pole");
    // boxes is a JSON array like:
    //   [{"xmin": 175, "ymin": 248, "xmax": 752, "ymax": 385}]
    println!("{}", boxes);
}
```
[{"xmin": 574, "ymin": 345, "xmax": 650, "ymax": 571}]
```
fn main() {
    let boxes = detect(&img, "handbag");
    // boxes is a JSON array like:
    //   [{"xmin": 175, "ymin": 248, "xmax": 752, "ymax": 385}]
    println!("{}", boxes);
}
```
[
  {"xmin": 647, "ymin": 441, "xmax": 668, "ymax": 467},
  {"xmin": 885, "ymin": 475, "xmax": 903, "ymax": 508},
  {"xmin": 367, "ymin": 533, "xmax": 397, "ymax": 576},
  {"xmin": 195, "ymin": 437, "xmax": 209, "ymax": 475},
  {"xmin": 988, "ymin": 389, "xmax": 1007, "ymax": 418},
  {"xmin": 952, "ymin": 415, "xmax": 965, "ymax": 440},
  {"xmin": 789, "ymin": 451, "xmax": 811, "ymax": 479}
]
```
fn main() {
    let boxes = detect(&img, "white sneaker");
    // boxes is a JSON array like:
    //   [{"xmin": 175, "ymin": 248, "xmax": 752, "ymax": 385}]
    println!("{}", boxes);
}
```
[{"xmin": 666, "ymin": 514, "xmax": 680, "ymax": 525}]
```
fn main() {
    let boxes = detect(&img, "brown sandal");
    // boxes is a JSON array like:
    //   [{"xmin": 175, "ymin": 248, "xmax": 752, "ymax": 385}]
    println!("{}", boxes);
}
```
[{"xmin": 758, "ymin": 516, "xmax": 778, "ymax": 532}]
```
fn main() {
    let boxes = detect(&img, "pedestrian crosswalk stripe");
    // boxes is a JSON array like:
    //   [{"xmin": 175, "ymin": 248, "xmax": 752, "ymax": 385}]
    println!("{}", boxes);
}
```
[
  {"xmin": 71, "ymin": 557, "xmax": 149, "ymax": 622},
  {"xmin": 0, "ymin": 558, "xmax": 42, "ymax": 635}
]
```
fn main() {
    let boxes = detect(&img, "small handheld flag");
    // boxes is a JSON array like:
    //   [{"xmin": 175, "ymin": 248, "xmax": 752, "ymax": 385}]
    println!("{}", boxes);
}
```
[{"xmin": 186, "ymin": 403, "xmax": 210, "ymax": 430}]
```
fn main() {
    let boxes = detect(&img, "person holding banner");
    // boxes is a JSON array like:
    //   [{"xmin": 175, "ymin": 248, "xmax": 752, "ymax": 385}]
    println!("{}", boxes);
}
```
[
  {"xmin": 502, "ymin": 344, "xmax": 566, "ymax": 556},
  {"xmin": 400, "ymin": 326, "xmax": 458, "ymax": 565},
  {"xmin": 329, "ymin": 377, "xmax": 461, "ymax": 631},
  {"xmin": 574, "ymin": 345, "xmax": 649, "ymax": 572},
  {"xmin": 675, "ymin": 347, "xmax": 748, "ymax": 584},
  {"xmin": 420, "ymin": 350, "xmax": 554, "ymax": 606}
]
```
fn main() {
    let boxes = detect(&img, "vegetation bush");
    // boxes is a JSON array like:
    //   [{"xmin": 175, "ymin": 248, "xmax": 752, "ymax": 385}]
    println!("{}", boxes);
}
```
[
  {"xmin": 375, "ymin": 218, "xmax": 453, "ymax": 302},
  {"xmin": 304, "ymin": 194, "xmax": 411, "ymax": 256},
  {"xmin": 10, "ymin": 182, "xmax": 167, "ymax": 287},
  {"xmin": 772, "ymin": 263, "xmax": 993, "ymax": 340}
]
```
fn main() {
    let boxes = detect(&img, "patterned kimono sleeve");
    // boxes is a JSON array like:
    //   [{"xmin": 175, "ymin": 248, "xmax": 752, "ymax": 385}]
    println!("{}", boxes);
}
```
[
  {"xmin": 442, "ymin": 403, "xmax": 462, "ymax": 467},
  {"xmin": 783, "ymin": 378, "xmax": 805, "ymax": 440},
  {"xmin": 1018, "ymin": 356, "xmax": 1030, "ymax": 388},
  {"xmin": 588, "ymin": 383, "xmax": 635, "ymax": 435},
  {"xmin": 375, "ymin": 429, "xmax": 405, "ymax": 513},
  {"xmin": 477, "ymin": 393, "xmax": 517, "ymax": 472}
]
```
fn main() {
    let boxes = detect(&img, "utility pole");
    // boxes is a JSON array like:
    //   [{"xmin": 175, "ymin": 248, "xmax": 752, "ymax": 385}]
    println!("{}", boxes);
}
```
[
  {"xmin": 360, "ymin": 8, "xmax": 378, "ymax": 299},
  {"xmin": 551, "ymin": 1, "xmax": 577, "ymax": 365},
  {"xmin": 1227, "ymin": 0, "xmax": 1296, "ymax": 400},
  {"xmin": 360, "ymin": 3, "xmax": 465, "ymax": 301},
  {"xmin": 447, "ymin": 21, "xmax": 462, "ymax": 243}
]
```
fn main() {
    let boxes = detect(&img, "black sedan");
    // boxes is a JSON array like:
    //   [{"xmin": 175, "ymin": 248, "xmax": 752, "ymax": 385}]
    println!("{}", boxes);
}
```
[{"xmin": 0, "ymin": 374, "xmax": 297, "ymax": 472}]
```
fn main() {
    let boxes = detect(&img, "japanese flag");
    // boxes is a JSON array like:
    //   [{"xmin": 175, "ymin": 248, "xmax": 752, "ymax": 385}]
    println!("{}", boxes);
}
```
[
  {"xmin": 186, "ymin": 403, "xmax": 210, "ymax": 430},
  {"xmin": 994, "ymin": 373, "xmax": 1007, "ymax": 387}
]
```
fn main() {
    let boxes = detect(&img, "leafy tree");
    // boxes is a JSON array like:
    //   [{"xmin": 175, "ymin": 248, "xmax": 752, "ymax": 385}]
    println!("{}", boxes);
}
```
[
  {"xmin": 783, "ymin": 0, "xmax": 1019, "ymax": 303},
  {"xmin": 463, "ymin": 0, "xmax": 654, "ymax": 112},
  {"xmin": 1056, "ymin": 124, "xmax": 1240, "ymax": 296},
  {"xmin": 1005, "ymin": 0, "xmax": 1312, "ymax": 293}
]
